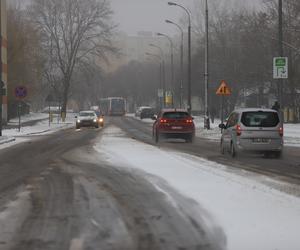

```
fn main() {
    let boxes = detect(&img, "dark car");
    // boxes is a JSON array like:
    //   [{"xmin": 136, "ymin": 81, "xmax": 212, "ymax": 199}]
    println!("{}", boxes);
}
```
[
  {"xmin": 140, "ymin": 107, "xmax": 155, "ymax": 119},
  {"xmin": 152, "ymin": 109, "xmax": 195, "ymax": 143},
  {"xmin": 75, "ymin": 111, "xmax": 99, "ymax": 129}
]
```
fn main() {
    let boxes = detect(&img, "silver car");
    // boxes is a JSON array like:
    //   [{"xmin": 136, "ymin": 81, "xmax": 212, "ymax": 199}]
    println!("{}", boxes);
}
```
[{"xmin": 219, "ymin": 108, "xmax": 283, "ymax": 158}]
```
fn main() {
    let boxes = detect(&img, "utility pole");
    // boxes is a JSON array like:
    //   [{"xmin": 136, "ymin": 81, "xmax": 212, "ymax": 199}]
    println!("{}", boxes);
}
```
[
  {"xmin": 204, "ymin": 0, "xmax": 210, "ymax": 129},
  {"xmin": 278, "ymin": 0, "xmax": 283, "ymax": 118}
]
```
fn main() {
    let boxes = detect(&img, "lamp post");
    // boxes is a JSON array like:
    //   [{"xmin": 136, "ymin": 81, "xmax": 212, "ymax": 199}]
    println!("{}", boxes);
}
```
[
  {"xmin": 165, "ymin": 19, "xmax": 184, "ymax": 108},
  {"xmin": 168, "ymin": 1, "xmax": 192, "ymax": 114},
  {"xmin": 149, "ymin": 43, "xmax": 166, "ymax": 108},
  {"xmin": 204, "ymin": 0, "xmax": 210, "ymax": 129},
  {"xmin": 278, "ymin": 0, "xmax": 284, "ymax": 123},
  {"xmin": 157, "ymin": 32, "xmax": 174, "ymax": 107},
  {"xmin": 146, "ymin": 52, "xmax": 163, "ymax": 110}
]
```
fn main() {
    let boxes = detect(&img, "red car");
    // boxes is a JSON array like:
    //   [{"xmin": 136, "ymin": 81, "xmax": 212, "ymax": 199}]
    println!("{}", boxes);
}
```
[{"xmin": 152, "ymin": 109, "xmax": 195, "ymax": 143}]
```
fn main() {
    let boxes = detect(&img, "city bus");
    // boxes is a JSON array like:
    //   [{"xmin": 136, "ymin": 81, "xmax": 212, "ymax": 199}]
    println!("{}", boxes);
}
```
[{"xmin": 99, "ymin": 97, "xmax": 126, "ymax": 116}]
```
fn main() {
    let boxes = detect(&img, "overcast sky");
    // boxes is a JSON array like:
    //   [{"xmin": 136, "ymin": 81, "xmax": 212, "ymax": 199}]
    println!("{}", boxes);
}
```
[
  {"xmin": 109, "ymin": 0, "xmax": 261, "ymax": 36},
  {"xmin": 110, "ymin": 0, "xmax": 197, "ymax": 36}
]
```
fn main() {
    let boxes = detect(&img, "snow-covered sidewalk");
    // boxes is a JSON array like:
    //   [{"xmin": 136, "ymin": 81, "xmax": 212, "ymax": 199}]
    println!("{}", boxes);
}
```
[
  {"xmin": 95, "ymin": 126, "xmax": 300, "ymax": 250},
  {"xmin": 0, "ymin": 113, "xmax": 75, "ymax": 147}
]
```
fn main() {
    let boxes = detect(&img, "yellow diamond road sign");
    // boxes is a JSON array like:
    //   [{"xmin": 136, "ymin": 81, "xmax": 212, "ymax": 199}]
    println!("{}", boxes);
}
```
[{"xmin": 216, "ymin": 80, "xmax": 231, "ymax": 96}]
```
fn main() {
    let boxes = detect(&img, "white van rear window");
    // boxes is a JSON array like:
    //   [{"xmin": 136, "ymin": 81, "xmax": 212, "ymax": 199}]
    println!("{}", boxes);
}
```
[{"xmin": 241, "ymin": 111, "xmax": 279, "ymax": 127}]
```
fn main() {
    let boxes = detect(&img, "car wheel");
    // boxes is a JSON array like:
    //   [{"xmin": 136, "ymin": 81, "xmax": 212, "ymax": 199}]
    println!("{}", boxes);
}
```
[
  {"xmin": 76, "ymin": 125, "xmax": 80, "ymax": 129},
  {"xmin": 230, "ymin": 142, "xmax": 236, "ymax": 158},
  {"xmin": 186, "ymin": 134, "xmax": 194, "ymax": 143},
  {"xmin": 155, "ymin": 130, "xmax": 160, "ymax": 143},
  {"xmin": 220, "ymin": 140, "xmax": 225, "ymax": 155},
  {"xmin": 274, "ymin": 151, "xmax": 282, "ymax": 159}
]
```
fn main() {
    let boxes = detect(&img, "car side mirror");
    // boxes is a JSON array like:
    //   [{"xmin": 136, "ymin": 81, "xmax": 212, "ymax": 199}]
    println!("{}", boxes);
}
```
[
  {"xmin": 219, "ymin": 123, "xmax": 226, "ymax": 129},
  {"xmin": 152, "ymin": 115, "xmax": 157, "ymax": 120}
]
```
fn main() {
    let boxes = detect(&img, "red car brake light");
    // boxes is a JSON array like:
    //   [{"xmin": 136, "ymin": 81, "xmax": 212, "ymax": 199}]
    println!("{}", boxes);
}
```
[
  {"xmin": 185, "ymin": 119, "xmax": 193, "ymax": 123},
  {"xmin": 160, "ymin": 118, "xmax": 168, "ymax": 123}
]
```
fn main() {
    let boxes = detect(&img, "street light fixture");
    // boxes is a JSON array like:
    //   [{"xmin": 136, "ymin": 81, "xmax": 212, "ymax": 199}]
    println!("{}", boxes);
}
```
[
  {"xmin": 156, "ymin": 32, "xmax": 174, "ymax": 107},
  {"xmin": 168, "ymin": 1, "xmax": 192, "ymax": 114},
  {"xmin": 149, "ymin": 44, "xmax": 166, "ymax": 108},
  {"xmin": 165, "ymin": 19, "xmax": 184, "ymax": 108}
]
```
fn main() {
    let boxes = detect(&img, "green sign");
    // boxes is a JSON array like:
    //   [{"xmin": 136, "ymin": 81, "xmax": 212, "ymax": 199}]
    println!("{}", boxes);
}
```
[
  {"xmin": 275, "ymin": 58, "xmax": 286, "ymax": 67},
  {"xmin": 273, "ymin": 57, "xmax": 288, "ymax": 79}
]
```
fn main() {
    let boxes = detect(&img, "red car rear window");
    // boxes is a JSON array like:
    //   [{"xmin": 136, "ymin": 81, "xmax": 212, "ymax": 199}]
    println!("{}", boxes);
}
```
[{"xmin": 162, "ymin": 112, "xmax": 190, "ymax": 119}]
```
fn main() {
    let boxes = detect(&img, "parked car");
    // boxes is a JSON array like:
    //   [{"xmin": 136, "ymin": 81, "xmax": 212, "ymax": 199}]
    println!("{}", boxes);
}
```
[
  {"xmin": 219, "ymin": 108, "xmax": 283, "ymax": 158},
  {"xmin": 152, "ymin": 109, "xmax": 195, "ymax": 143},
  {"xmin": 75, "ymin": 111, "xmax": 99, "ymax": 129}
]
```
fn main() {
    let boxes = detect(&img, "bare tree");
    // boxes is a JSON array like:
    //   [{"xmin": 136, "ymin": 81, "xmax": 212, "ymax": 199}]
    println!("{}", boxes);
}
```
[{"xmin": 29, "ymin": 0, "xmax": 115, "ymax": 113}]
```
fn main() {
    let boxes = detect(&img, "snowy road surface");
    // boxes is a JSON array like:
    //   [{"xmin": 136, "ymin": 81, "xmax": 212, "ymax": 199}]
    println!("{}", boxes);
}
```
[{"xmin": 0, "ymin": 125, "xmax": 224, "ymax": 250}]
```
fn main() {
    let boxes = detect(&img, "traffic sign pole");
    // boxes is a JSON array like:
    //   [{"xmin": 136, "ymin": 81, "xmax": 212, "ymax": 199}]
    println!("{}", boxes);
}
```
[{"xmin": 18, "ymin": 101, "xmax": 21, "ymax": 132}]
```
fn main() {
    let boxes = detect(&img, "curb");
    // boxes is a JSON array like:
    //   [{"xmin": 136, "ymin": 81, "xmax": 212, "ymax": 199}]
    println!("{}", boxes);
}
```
[{"xmin": 0, "ymin": 137, "xmax": 16, "ymax": 145}]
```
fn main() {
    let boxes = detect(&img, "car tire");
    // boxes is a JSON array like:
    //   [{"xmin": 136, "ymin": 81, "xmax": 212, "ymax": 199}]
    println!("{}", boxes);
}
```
[
  {"xmin": 186, "ymin": 134, "xmax": 194, "ymax": 143},
  {"xmin": 155, "ymin": 131, "xmax": 160, "ymax": 143},
  {"xmin": 76, "ymin": 125, "xmax": 80, "ymax": 129},
  {"xmin": 230, "ymin": 142, "xmax": 236, "ymax": 158},
  {"xmin": 220, "ymin": 140, "xmax": 225, "ymax": 155},
  {"xmin": 274, "ymin": 151, "xmax": 282, "ymax": 159}
]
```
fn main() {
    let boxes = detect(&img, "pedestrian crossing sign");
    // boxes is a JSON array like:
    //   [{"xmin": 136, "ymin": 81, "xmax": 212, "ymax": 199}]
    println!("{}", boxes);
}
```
[{"xmin": 216, "ymin": 80, "xmax": 231, "ymax": 95}]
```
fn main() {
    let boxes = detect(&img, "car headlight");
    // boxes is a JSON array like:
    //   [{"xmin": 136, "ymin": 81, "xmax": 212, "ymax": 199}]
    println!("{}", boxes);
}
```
[
  {"xmin": 93, "ymin": 119, "xmax": 97, "ymax": 122},
  {"xmin": 77, "ymin": 119, "xmax": 81, "ymax": 123}
]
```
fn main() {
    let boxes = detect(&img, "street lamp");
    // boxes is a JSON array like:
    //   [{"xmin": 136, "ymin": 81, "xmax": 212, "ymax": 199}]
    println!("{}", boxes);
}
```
[
  {"xmin": 156, "ymin": 32, "xmax": 174, "ymax": 107},
  {"xmin": 149, "ymin": 44, "xmax": 166, "ymax": 108},
  {"xmin": 204, "ymin": 0, "xmax": 210, "ymax": 129},
  {"xmin": 168, "ymin": 1, "xmax": 192, "ymax": 114},
  {"xmin": 146, "ymin": 52, "xmax": 163, "ymax": 110},
  {"xmin": 165, "ymin": 19, "xmax": 184, "ymax": 108}
]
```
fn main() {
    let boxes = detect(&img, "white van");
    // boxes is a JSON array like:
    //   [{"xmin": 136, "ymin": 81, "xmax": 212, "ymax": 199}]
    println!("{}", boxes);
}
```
[{"xmin": 219, "ymin": 108, "xmax": 283, "ymax": 158}]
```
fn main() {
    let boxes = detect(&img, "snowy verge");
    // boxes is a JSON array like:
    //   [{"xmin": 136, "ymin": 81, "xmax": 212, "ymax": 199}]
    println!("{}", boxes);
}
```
[
  {"xmin": 94, "ymin": 125, "xmax": 300, "ymax": 250},
  {"xmin": 0, "ymin": 114, "xmax": 76, "ymax": 149}
]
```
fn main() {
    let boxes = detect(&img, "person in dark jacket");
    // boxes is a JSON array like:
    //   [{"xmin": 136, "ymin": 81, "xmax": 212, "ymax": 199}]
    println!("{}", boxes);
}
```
[{"xmin": 272, "ymin": 101, "xmax": 280, "ymax": 112}]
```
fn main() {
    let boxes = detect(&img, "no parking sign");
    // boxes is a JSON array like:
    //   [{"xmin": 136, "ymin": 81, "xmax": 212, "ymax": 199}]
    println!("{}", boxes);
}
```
[{"xmin": 15, "ymin": 86, "xmax": 27, "ymax": 99}]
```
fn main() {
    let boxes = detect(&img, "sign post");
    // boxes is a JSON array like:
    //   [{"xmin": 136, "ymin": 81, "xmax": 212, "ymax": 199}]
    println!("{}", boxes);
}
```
[
  {"xmin": 216, "ymin": 80, "xmax": 231, "ymax": 125},
  {"xmin": 15, "ymin": 86, "xmax": 27, "ymax": 132}
]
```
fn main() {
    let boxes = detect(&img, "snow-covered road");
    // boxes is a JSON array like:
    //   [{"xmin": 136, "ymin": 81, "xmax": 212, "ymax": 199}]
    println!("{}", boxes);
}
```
[{"xmin": 96, "ymin": 125, "xmax": 300, "ymax": 250}]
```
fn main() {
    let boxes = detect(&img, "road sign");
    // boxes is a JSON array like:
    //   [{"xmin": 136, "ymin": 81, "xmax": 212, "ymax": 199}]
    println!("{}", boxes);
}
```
[
  {"xmin": 216, "ymin": 80, "xmax": 231, "ymax": 95},
  {"xmin": 15, "ymin": 86, "xmax": 27, "ymax": 99},
  {"xmin": 157, "ymin": 89, "xmax": 164, "ymax": 98},
  {"xmin": 273, "ymin": 57, "xmax": 288, "ymax": 79}
]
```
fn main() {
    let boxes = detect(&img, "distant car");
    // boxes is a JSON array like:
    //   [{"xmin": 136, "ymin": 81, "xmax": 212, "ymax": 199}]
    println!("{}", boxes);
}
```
[
  {"xmin": 140, "ymin": 107, "xmax": 155, "ymax": 119},
  {"xmin": 219, "ymin": 108, "xmax": 283, "ymax": 158},
  {"xmin": 152, "ymin": 109, "xmax": 195, "ymax": 143},
  {"xmin": 94, "ymin": 110, "xmax": 104, "ymax": 127},
  {"xmin": 135, "ymin": 106, "xmax": 150, "ymax": 117},
  {"xmin": 75, "ymin": 111, "xmax": 99, "ymax": 129}
]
